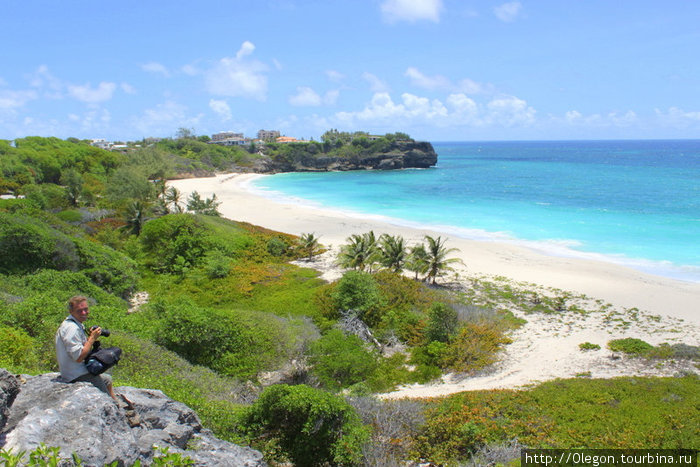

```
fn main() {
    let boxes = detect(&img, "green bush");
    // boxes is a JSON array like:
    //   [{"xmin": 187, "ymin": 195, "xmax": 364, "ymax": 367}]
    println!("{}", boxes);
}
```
[
  {"xmin": 443, "ymin": 322, "xmax": 512, "ymax": 373},
  {"xmin": 0, "ymin": 325, "xmax": 40, "ymax": 372},
  {"xmin": 139, "ymin": 214, "xmax": 208, "ymax": 273},
  {"xmin": 204, "ymin": 254, "xmax": 231, "ymax": 279},
  {"xmin": 266, "ymin": 237, "xmax": 288, "ymax": 256},
  {"xmin": 332, "ymin": 270, "xmax": 383, "ymax": 325},
  {"xmin": 308, "ymin": 329, "xmax": 379, "ymax": 390},
  {"xmin": 579, "ymin": 342, "xmax": 601, "ymax": 351},
  {"xmin": 608, "ymin": 338, "xmax": 654, "ymax": 355},
  {"xmin": 240, "ymin": 384, "xmax": 369, "ymax": 466},
  {"xmin": 425, "ymin": 302, "xmax": 458, "ymax": 343}
]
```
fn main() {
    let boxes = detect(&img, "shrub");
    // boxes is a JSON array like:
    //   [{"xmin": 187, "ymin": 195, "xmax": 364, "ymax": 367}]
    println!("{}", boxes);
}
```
[
  {"xmin": 425, "ymin": 302, "xmax": 458, "ymax": 343},
  {"xmin": 240, "ymin": 384, "xmax": 369, "ymax": 466},
  {"xmin": 308, "ymin": 329, "xmax": 379, "ymax": 390},
  {"xmin": 579, "ymin": 342, "xmax": 601, "ymax": 351},
  {"xmin": 204, "ymin": 254, "xmax": 231, "ymax": 279},
  {"xmin": 608, "ymin": 338, "xmax": 654, "ymax": 355},
  {"xmin": 266, "ymin": 237, "xmax": 288, "ymax": 256},
  {"xmin": 139, "ymin": 214, "xmax": 208, "ymax": 273},
  {"xmin": 443, "ymin": 322, "xmax": 512, "ymax": 373},
  {"xmin": 0, "ymin": 325, "xmax": 40, "ymax": 372},
  {"xmin": 332, "ymin": 270, "xmax": 383, "ymax": 325}
]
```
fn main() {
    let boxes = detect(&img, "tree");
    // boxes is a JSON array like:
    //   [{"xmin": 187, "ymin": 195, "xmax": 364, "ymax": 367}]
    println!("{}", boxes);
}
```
[
  {"xmin": 378, "ymin": 234, "xmax": 406, "ymax": 273},
  {"xmin": 164, "ymin": 186, "xmax": 184, "ymax": 213},
  {"xmin": 122, "ymin": 200, "xmax": 150, "ymax": 236},
  {"xmin": 405, "ymin": 243, "xmax": 429, "ymax": 280},
  {"xmin": 186, "ymin": 191, "xmax": 221, "ymax": 216},
  {"xmin": 175, "ymin": 127, "xmax": 196, "ymax": 139},
  {"xmin": 297, "ymin": 232, "xmax": 321, "ymax": 260},
  {"xmin": 337, "ymin": 231, "xmax": 379, "ymax": 272},
  {"xmin": 423, "ymin": 235, "xmax": 463, "ymax": 284},
  {"xmin": 425, "ymin": 302, "xmax": 459, "ymax": 343},
  {"xmin": 332, "ymin": 270, "xmax": 384, "ymax": 326},
  {"xmin": 59, "ymin": 169, "xmax": 84, "ymax": 207}
]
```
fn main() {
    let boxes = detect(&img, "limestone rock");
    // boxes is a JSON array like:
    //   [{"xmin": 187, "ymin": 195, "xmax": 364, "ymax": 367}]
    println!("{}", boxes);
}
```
[
  {"xmin": 0, "ymin": 369, "xmax": 20, "ymax": 431},
  {"xmin": 0, "ymin": 371, "xmax": 266, "ymax": 466}
]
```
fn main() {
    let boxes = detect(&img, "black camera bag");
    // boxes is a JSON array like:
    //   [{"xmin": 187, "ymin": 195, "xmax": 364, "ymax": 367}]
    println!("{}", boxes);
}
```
[{"xmin": 86, "ymin": 346, "xmax": 122, "ymax": 375}]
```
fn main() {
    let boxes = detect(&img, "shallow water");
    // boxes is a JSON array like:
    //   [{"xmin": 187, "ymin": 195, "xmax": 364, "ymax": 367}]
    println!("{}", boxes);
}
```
[{"xmin": 252, "ymin": 140, "xmax": 700, "ymax": 282}]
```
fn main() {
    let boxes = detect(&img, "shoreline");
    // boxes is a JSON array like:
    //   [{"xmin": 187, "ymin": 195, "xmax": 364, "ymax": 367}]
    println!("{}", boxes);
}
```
[
  {"xmin": 170, "ymin": 173, "xmax": 700, "ymax": 324},
  {"xmin": 169, "ymin": 173, "xmax": 700, "ymax": 394}
]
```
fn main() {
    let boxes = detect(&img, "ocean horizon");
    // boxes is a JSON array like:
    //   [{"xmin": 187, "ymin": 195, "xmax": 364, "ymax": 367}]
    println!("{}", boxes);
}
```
[{"xmin": 250, "ymin": 139, "xmax": 700, "ymax": 283}]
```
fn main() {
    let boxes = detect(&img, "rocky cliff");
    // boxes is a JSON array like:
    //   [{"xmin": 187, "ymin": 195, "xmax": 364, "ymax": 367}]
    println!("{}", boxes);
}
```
[
  {"xmin": 0, "ymin": 369, "xmax": 265, "ymax": 466},
  {"xmin": 260, "ymin": 140, "xmax": 439, "ymax": 173}
]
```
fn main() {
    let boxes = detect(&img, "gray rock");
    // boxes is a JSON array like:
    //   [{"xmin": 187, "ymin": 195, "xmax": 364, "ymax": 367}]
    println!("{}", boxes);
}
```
[
  {"xmin": 0, "ymin": 369, "xmax": 20, "ymax": 431},
  {"xmin": 0, "ymin": 371, "xmax": 266, "ymax": 466}
]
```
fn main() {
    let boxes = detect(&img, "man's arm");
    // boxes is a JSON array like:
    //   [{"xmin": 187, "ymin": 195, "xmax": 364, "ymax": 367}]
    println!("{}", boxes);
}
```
[{"xmin": 76, "ymin": 327, "xmax": 101, "ymax": 362}]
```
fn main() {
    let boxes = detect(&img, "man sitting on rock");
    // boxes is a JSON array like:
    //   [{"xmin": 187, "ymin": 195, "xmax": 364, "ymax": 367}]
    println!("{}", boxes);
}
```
[{"xmin": 55, "ymin": 295, "xmax": 117, "ymax": 400}]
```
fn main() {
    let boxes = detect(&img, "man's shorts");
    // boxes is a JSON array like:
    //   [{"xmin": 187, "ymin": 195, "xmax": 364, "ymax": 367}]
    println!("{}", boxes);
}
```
[{"xmin": 71, "ymin": 372, "xmax": 112, "ymax": 394}]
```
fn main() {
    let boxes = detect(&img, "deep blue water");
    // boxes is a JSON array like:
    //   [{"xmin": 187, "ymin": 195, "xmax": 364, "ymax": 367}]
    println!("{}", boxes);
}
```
[{"xmin": 251, "ymin": 140, "xmax": 700, "ymax": 282}]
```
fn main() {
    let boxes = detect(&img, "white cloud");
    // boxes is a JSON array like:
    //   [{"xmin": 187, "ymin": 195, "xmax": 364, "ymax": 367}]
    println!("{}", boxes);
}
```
[
  {"xmin": 68, "ymin": 82, "xmax": 117, "ymax": 104},
  {"xmin": 209, "ymin": 99, "xmax": 232, "ymax": 121},
  {"xmin": 405, "ymin": 67, "xmax": 451, "ymax": 91},
  {"xmin": 334, "ymin": 91, "xmax": 536, "ymax": 130},
  {"xmin": 324, "ymin": 90, "xmax": 340, "ymax": 105},
  {"xmin": 181, "ymin": 64, "xmax": 200, "ymax": 76},
  {"xmin": 486, "ymin": 95, "xmax": 536, "ymax": 126},
  {"xmin": 121, "ymin": 83, "xmax": 136, "ymax": 94},
  {"xmin": 236, "ymin": 41, "xmax": 255, "ymax": 60},
  {"xmin": 0, "ymin": 89, "xmax": 38, "ymax": 110},
  {"xmin": 325, "ymin": 70, "xmax": 345, "ymax": 82},
  {"xmin": 28, "ymin": 65, "xmax": 63, "ymax": 98},
  {"xmin": 406, "ymin": 67, "xmax": 486, "ymax": 94},
  {"xmin": 565, "ymin": 110, "xmax": 582, "ymax": 122},
  {"xmin": 289, "ymin": 87, "xmax": 340, "ymax": 107},
  {"xmin": 289, "ymin": 87, "xmax": 322, "ymax": 106},
  {"xmin": 447, "ymin": 93, "xmax": 479, "ymax": 121},
  {"xmin": 381, "ymin": 0, "xmax": 443, "ymax": 23},
  {"xmin": 205, "ymin": 41, "xmax": 268, "ymax": 101},
  {"xmin": 142, "ymin": 62, "xmax": 170, "ymax": 77},
  {"xmin": 494, "ymin": 1, "xmax": 522, "ymax": 22},
  {"xmin": 133, "ymin": 100, "xmax": 202, "ymax": 135},
  {"xmin": 655, "ymin": 106, "xmax": 700, "ymax": 126},
  {"xmin": 362, "ymin": 72, "xmax": 390, "ymax": 92},
  {"xmin": 609, "ymin": 111, "xmax": 638, "ymax": 126}
]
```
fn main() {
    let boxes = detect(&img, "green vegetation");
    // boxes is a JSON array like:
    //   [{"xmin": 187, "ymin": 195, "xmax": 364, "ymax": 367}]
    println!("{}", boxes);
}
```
[
  {"xmin": 579, "ymin": 342, "xmax": 601, "ymax": 351},
  {"xmin": 413, "ymin": 376, "xmax": 700, "ymax": 465},
  {"xmin": 2, "ymin": 136, "xmax": 697, "ymax": 465},
  {"xmin": 0, "ymin": 443, "xmax": 194, "ymax": 467},
  {"xmin": 240, "ymin": 384, "xmax": 369, "ymax": 466}
]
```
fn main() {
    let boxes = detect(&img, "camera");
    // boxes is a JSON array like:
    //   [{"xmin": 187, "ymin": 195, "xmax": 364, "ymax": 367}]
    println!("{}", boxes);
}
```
[{"xmin": 90, "ymin": 325, "xmax": 110, "ymax": 337}]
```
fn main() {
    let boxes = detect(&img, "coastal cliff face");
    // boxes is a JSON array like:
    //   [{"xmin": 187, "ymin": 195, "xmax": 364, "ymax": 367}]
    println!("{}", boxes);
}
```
[
  {"xmin": 0, "ymin": 369, "xmax": 265, "ymax": 466},
  {"xmin": 260, "ymin": 140, "xmax": 438, "ymax": 173}
]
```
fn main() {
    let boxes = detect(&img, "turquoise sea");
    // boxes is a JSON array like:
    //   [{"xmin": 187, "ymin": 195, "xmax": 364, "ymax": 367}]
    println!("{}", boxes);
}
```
[{"xmin": 251, "ymin": 140, "xmax": 700, "ymax": 282}]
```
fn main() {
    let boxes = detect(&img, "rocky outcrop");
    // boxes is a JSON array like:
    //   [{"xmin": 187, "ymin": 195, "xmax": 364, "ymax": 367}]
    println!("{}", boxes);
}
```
[
  {"xmin": 0, "ymin": 370, "xmax": 265, "ymax": 466},
  {"xmin": 262, "ymin": 140, "xmax": 439, "ymax": 173}
]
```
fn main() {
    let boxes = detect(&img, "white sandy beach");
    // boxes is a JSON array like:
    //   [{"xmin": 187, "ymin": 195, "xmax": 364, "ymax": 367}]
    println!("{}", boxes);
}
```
[{"xmin": 170, "ymin": 173, "xmax": 700, "ymax": 396}]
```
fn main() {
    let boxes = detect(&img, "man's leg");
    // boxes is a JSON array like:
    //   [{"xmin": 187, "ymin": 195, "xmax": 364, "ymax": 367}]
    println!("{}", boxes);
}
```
[{"xmin": 71, "ymin": 373, "xmax": 117, "ymax": 401}]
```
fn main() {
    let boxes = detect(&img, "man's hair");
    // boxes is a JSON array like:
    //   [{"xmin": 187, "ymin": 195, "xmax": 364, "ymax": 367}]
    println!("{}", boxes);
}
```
[{"xmin": 67, "ymin": 295, "xmax": 89, "ymax": 312}]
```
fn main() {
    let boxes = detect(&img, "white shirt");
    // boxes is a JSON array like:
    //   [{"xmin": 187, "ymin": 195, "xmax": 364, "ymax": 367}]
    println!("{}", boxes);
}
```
[{"xmin": 55, "ymin": 315, "xmax": 89, "ymax": 382}]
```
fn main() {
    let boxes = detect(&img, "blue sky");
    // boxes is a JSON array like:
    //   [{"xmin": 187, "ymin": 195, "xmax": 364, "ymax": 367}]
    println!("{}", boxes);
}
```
[{"xmin": 2, "ymin": 0, "xmax": 699, "ymax": 142}]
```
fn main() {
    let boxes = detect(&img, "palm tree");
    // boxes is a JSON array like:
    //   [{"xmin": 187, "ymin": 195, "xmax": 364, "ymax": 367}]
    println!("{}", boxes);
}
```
[
  {"xmin": 337, "ymin": 231, "xmax": 379, "ymax": 272},
  {"xmin": 298, "ymin": 233, "xmax": 321, "ymax": 260},
  {"xmin": 405, "ymin": 243, "xmax": 429, "ymax": 280},
  {"xmin": 378, "ymin": 234, "xmax": 406, "ymax": 273},
  {"xmin": 423, "ymin": 235, "xmax": 463, "ymax": 284},
  {"xmin": 164, "ymin": 186, "xmax": 183, "ymax": 213},
  {"xmin": 122, "ymin": 200, "xmax": 150, "ymax": 236}
]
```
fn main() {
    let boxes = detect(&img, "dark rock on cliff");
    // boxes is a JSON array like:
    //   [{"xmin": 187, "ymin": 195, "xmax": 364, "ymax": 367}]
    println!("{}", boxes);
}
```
[
  {"xmin": 262, "ymin": 140, "xmax": 438, "ymax": 173},
  {"xmin": 0, "ymin": 371, "xmax": 265, "ymax": 466}
]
